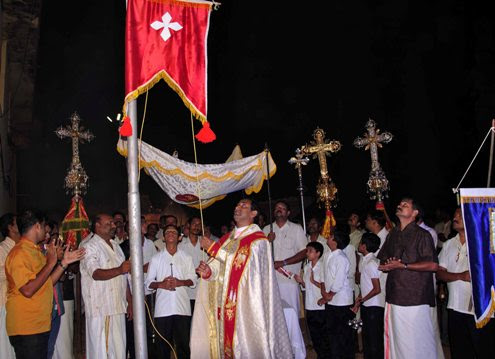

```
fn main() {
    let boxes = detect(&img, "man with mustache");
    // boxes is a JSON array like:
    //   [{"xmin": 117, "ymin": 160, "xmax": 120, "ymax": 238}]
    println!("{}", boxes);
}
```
[
  {"xmin": 79, "ymin": 213, "xmax": 132, "ymax": 359},
  {"xmin": 437, "ymin": 208, "xmax": 495, "ymax": 358},
  {"xmin": 263, "ymin": 200, "xmax": 307, "ymax": 315},
  {"xmin": 377, "ymin": 197, "xmax": 442, "ymax": 359}
]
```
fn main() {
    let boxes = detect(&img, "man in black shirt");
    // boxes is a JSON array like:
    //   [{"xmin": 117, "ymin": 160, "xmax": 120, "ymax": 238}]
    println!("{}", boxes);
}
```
[{"xmin": 377, "ymin": 197, "xmax": 441, "ymax": 358}]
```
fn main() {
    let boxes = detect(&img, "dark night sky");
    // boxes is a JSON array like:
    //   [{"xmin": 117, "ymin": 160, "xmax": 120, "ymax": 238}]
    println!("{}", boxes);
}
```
[{"xmin": 17, "ymin": 1, "xmax": 495, "ymax": 229}]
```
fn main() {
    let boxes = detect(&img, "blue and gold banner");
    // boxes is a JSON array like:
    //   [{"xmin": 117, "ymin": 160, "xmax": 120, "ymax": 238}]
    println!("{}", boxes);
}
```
[{"xmin": 460, "ymin": 188, "xmax": 495, "ymax": 328}]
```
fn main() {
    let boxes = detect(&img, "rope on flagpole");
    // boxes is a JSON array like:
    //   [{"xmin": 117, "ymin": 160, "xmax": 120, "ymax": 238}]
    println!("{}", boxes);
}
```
[
  {"xmin": 453, "ymin": 126, "xmax": 495, "ymax": 194},
  {"xmin": 137, "ymin": 90, "xmax": 149, "ymax": 182},
  {"xmin": 190, "ymin": 113, "xmax": 206, "ymax": 261}
]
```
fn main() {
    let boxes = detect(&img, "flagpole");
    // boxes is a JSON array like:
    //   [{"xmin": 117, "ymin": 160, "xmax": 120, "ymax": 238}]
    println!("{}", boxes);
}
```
[
  {"xmin": 127, "ymin": 99, "xmax": 148, "ymax": 359},
  {"xmin": 487, "ymin": 119, "xmax": 495, "ymax": 187}
]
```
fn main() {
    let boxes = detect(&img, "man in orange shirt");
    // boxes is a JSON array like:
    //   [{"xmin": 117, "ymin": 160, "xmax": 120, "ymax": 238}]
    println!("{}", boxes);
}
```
[{"xmin": 5, "ymin": 210, "xmax": 85, "ymax": 358}]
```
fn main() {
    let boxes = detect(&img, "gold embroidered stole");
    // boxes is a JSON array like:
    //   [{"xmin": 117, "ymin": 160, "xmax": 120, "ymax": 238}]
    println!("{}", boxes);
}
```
[{"xmin": 221, "ymin": 231, "xmax": 266, "ymax": 358}]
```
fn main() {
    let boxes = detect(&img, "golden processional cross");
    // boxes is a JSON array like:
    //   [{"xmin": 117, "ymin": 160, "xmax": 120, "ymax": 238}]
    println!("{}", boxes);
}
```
[
  {"xmin": 55, "ymin": 112, "xmax": 94, "ymax": 196},
  {"xmin": 353, "ymin": 118, "xmax": 392, "ymax": 203},
  {"xmin": 300, "ymin": 128, "xmax": 341, "ymax": 210}
]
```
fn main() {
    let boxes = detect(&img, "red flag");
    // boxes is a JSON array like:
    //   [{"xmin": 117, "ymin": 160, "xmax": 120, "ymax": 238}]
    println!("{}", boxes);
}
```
[{"xmin": 124, "ymin": 0, "xmax": 214, "ymax": 140}]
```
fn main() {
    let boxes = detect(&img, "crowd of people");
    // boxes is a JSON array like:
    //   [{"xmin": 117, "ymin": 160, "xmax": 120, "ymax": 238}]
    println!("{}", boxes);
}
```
[{"xmin": 0, "ymin": 196, "xmax": 494, "ymax": 358}]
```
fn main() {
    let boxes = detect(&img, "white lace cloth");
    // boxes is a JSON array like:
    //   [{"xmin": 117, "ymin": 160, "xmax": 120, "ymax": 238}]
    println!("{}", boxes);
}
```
[{"xmin": 117, "ymin": 139, "xmax": 276, "ymax": 208}]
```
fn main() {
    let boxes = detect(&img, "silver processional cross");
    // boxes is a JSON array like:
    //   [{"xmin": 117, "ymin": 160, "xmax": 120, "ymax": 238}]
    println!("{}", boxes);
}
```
[
  {"xmin": 353, "ymin": 119, "xmax": 393, "ymax": 202},
  {"xmin": 55, "ymin": 112, "xmax": 94, "ymax": 196}
]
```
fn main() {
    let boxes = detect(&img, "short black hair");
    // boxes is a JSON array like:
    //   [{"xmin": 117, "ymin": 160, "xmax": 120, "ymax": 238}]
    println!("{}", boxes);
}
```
[
  {"xmin": 367, "ymin": 210, "xmax": 386, "ymax": 228},
  {"xmin": 147, "ymin": 223, "xmax": 158, "ymax": 230},
  {"xmin": 333, "ymin": 230, "xmax": 350, "ymax": 250},
  {"xmin": 162, "ymin": 214, "xmax": 178, "ymax": 224},
  {"xmin": 188, "ymin": 216, "xmax": 201, "ymax": 225},
  {"xmin": 90, "ymin": 214, "xmax": 108, "ymax": 233},
  {"xmin": 0, "ymin": 213, "xmax": 16, "ymax": 238},
  {"xmin": 17, "ymin": 210, "xmax": 47, "ymax": 236},
  {"xmin": 46, "ymin": 220, "xmax": 58, "ymax": 233},
  {"xmin": 240, "ymin": 197, "xmax": 260, "ymax": 224},
  {"xmin": 163, "ymin": 224, "xmax": 179, "ymax": 235},
  {"xmin": 308, "ymin": 216, "xmax": 324, "ymax": 227},
  {"xmin": 307, "ymin": 241, "xmax": 324, "ymax": 258},
  {"xmin": 360, "ymin": 232, "xmax": 380, "ymax": 253},
  {"xmin": 113, "ymin": 211, "xmax": 126, "ymax": 221},
  {"xmin": 274, "ymin": 200, "xmax": 290, "ymax": 212},
  {"xmin": 401, "ymin": 197, "xmax": 420, "ymax": 211}
]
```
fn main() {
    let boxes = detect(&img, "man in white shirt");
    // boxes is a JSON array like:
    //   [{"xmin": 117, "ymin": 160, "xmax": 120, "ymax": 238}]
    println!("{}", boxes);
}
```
[
  {"xmin": 437, "ymin": 208, "xmax": 495, "ymax": 358},
  {"xmin": 307, "ymin": 216, "xmax": 329, "ymax": 255},
  {"xmin": 146, "ymin": 224, "xmax": 196, "ymax": 359},
  {"xmin": 365, "ymin": 210, "xmax": 389, "ymax": 254},
  {"xmin": 0, "ymin": 213, "xmax": 19, "ymax": 359},
  {"xmin": 264, "ymin": 200, "xmax": 307, "ymax": 314},
  {"xmin": 178, "ymin": 216, "xmax": 203, "ymax": 313},
  {"xmin": 352, "ymin": 232, "xmax": 385, "ymax": 359},
  {"xmin": 112, "ymin": 211, "xmax": 128, "ymax": 245},
  {"xmin": 318, "ymin": 231, "xmax": 355, "ymax": 358},
  {"xmin": 80, "ymin": 214, "xmax": 131, "ymax": 359}
]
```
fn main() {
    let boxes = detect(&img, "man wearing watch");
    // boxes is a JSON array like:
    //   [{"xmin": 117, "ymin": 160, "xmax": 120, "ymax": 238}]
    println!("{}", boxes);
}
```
[{"xmin": 377, "ymin": 197, "xmax": 442, "ymax": 359}]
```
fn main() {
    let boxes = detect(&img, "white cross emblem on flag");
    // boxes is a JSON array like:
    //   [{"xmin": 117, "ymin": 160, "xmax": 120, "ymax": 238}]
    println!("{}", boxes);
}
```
[{"xmin": 150, "ymin": 12, "xmax": 183, "ymax": 42}]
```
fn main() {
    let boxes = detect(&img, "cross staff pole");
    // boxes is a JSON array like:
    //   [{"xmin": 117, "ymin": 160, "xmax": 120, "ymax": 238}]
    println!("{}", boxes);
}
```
[
  {"xmin": 289, "ymin": 148, "xmax": 310, "ymax": 233},
  {"xmin": 265, "ymin": 143, "xmax": 274, "ymax": 260}
]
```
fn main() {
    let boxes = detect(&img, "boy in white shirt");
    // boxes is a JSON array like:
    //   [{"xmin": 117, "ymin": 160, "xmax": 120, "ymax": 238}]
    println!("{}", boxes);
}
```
[
  {"xmin": 295, "ymin": 241, "xmax": 328, "ymax": 358},
  {"xmin": 352, "ymin": 232, "xmax": 384, "ymax": 359},
  {"xmin": 145, "ymin": 224, "xmax": 197, "ymax": 359},
  {"xmin": 317, "ymin": 230, "xmax": 355, "ymax": 359}
]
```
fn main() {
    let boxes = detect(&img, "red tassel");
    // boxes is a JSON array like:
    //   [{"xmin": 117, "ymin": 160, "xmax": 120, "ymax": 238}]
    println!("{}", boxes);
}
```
[
  {"xmin": 375, "ymin": 201, "xmax": 385, "ymax": 210},
  {"xmin": 119, "ymin": 116, "xmax": 133, "ymax": 137},
  {"xmin": 195, "ymin": 121, "xmax": 216, "ymax": 143}
]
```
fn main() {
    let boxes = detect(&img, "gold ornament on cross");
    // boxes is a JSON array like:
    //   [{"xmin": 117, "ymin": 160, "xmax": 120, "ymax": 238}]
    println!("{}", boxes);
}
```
[
  {"xmin": 300, "ymin": 128, "xmax": 341, "ymax": 210},
  {"xmin": 353, "ymin": 118, "xmax": 392, "ymax": 202},
  {"xmin": 55, "ymin": 112, "xmax": 94, "ymax": 197}
]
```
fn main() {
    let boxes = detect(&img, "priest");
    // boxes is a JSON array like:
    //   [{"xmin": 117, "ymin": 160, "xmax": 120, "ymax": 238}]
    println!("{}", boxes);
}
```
[{"xmin": 192, "ymin": 198, "xmax": 293, "ymax": 358}]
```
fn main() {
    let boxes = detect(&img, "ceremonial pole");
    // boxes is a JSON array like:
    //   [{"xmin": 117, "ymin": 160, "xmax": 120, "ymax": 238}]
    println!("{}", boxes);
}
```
[
  {"xmin": 289, "ymin": 148, "xmax": 309, "ymax": 233},
  {"xmin": 126, "ymin": 100, "xmax": 148, "ymax": 359},
  {"xmin": 265, "ymin": 143, "xmax": 274, "ymax": 260}
]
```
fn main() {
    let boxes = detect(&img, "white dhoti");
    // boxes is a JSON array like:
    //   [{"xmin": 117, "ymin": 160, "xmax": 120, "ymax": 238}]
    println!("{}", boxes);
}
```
[
  {"xmin": 384, "ymin": 303, "xmax": 439, "ymax": 359},
  {"xmin": 86, "ymin": 313, "xmax": 126, "ymax": 359},
  {"xmin": 277, "ymin": 281, "xmax": 301, "ymax": 316},
  {"xmin": 53, "ymin": 300, "xmax": 74, "ymax": 359},
  {"xmin": 0, "ymin": 306, "xmax": 15, "ymax": 359}
]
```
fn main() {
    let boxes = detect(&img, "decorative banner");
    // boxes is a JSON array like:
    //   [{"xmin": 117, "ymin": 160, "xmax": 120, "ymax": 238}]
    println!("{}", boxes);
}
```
[
  {"xmin": 460, "ymin": 188, "xmax": 495, "ymax": 328},
  {"xmin": 124, "ymin": 0, "xmax": 214, "ymax": 141},
  {"xmin": 61, "ymin": 196, "xmax": 90, "ymax": 250},
  {"xmin": 117, "ymin": 139, "xmax": 276, "ymax": 208}
]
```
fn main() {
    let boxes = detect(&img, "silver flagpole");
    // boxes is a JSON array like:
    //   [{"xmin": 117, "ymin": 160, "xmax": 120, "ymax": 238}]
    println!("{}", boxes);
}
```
[
  {"xmin": 289, "ymin": 148, "xmax": 310, "ymax": 233},
  {"xmin": 127, "ymin": 99, "xmax": 148, "ymax": 358}
]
